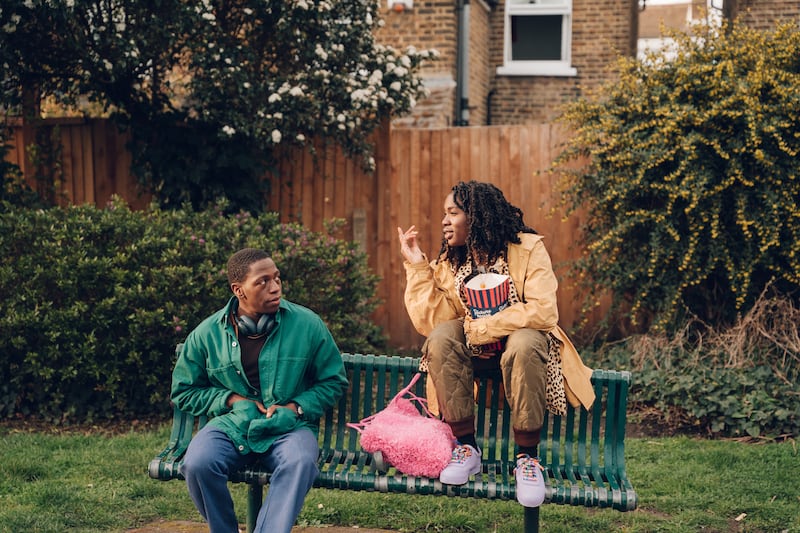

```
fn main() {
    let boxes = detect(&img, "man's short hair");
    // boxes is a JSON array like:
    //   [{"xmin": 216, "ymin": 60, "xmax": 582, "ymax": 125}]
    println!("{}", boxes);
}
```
[{"xmin": 227, "ymin": 248, "xmax": 270, "ymax": 286}]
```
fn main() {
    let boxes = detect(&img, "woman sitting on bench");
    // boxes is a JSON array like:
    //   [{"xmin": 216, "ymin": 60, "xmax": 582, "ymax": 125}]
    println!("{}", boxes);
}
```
[{"xmin": 397, "ymin": 180, "xmax": 595, "ymax": 508}]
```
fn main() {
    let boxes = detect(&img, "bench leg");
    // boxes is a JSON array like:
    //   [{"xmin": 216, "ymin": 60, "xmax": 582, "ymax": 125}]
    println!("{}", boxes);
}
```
[
  {"xmin": 246, "ymin": 484, "xmax": 263, "ymax": 533},
  {"xmin": 523, "ymin": 506, "xmax": 540, "ymax": 533}
]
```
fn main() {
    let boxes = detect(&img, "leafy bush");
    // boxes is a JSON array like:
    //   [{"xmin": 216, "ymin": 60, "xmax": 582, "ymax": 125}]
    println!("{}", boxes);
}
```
[
  {"xmin": 598, "ymin": 292, "xmax": 800, "ymax": 439},
  {"xmin": 0, "ymin": 198, "xmax": 385, "ymax": 422},
  {"xmin": 555, "ymin": 20, "xmax": 800, "ymax": 335},
  {"xmin": 126, "ymin": 116, "xmax": 273, "ymax": 214},
  {"xmin": 624, "ymin": 359, "xmax": 799, "ymax": 440}
]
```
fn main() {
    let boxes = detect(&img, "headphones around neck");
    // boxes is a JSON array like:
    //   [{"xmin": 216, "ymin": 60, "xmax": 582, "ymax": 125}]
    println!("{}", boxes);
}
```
[{"xmin": 233, "ymin": 299, "xmax": 276, "ymax": 337}]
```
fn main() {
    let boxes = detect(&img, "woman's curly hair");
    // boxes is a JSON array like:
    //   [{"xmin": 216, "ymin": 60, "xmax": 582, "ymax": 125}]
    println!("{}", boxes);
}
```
[{"xmin": 438, "ymin": 180, "xmax": 536, "ymax": 268}]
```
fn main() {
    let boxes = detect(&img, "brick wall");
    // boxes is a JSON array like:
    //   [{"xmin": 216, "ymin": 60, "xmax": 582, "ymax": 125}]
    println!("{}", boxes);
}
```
[
  {"xmin": 489, "ymin": 0, "xmax": 636, "ymax": 124},
  {"xmin": 378, "ymin": 0, "xmax": 495, "ymax": 127},
  {"xmin": 378, "ymin": 1, "xmax": 459, "ymax": 127},
  {"xmin": 735, "ymin": 0, "xmax": 800, "ymax": 30},
  {"xmin": 377, "ymin": 0, "xmax": 637, "ymax": 127},
  {"xmin": 467, "ymin": 2, "xmax": 492, "ymax": 126}
]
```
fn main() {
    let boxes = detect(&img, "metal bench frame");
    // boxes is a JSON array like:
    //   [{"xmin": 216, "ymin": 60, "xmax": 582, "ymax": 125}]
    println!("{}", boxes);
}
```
[{"xmin": 150, "ymin": 351, "xmax": 637, "ymax": 533}]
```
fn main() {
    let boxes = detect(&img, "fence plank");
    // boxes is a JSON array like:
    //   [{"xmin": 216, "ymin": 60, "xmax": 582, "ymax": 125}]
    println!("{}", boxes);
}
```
[
  {"xmin": 94, "ymin": 121, "xmax": 113, "ymax": 207},
  {"xmin": 82, "ymin": 122, "xmax": 96, "ymax": 204},
  {"xmin": 61, "ymin": 124, "xmax": 77, "ymax": 204}
]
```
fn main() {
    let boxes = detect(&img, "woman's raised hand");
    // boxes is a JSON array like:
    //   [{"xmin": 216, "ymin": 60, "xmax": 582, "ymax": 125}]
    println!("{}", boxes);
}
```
[{"xmin": 397, "ymin": 225, "xmax": 425, "ymax": 264}]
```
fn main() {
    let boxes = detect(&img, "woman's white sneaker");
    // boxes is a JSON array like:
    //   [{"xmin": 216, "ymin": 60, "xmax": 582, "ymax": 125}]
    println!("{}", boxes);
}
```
[
  {"xmin": 514, "ymin": 454, "xmax": 546, "ymax": 507},
  {"xmin": 439, "ymin": 444, "xmax": 482, "ymax": 485}
]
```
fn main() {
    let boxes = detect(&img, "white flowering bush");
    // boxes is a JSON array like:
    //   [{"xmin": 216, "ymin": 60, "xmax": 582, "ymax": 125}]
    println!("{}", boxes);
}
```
[
  {"xmin": 0, "ymin": 0, "xmax": 435, "ymax": 210},
  {"xmin": 182, "ymin": 0, "xmax": 433, "ymax": 172}
]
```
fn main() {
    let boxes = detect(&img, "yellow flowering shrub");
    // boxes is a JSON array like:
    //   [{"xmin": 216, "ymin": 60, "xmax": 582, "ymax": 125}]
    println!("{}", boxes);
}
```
[{"xmin": 555, "ymin": 19, "xmax": 800, "ymax": 334}]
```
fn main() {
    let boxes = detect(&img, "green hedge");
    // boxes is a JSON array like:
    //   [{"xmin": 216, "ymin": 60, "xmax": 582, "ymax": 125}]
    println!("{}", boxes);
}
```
[{"xmin": 0, "ymin": 198, "xmax": 385, "ymax": 422}]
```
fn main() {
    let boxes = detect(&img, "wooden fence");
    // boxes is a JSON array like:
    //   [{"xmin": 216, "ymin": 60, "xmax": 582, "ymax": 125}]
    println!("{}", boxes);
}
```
[
  {"xmin": 5, "ymin": 118, "xmax": 595, "ymax": 351},
  {"xmin": 6, "ymin": 117, "xmax": 150, "ymax": 210}
]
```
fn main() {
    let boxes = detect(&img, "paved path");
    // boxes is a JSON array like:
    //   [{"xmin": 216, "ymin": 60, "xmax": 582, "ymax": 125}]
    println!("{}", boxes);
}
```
[{"xmin": 126, "ymin": 520, "xmax": 397, "ymax": 532}]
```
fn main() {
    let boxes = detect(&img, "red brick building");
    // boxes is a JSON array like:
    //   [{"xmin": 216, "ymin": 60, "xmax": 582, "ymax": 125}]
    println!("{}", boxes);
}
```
[
  {"xmin": 377, "ymin": 0, "xmax": 800, "ymax": 127},
  {"xmin": 378, "ymin": 0, "xmax": 639, "ymax": 127}
]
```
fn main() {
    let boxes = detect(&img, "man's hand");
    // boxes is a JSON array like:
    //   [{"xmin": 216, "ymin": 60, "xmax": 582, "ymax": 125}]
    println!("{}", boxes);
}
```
[
  {"xmin": 226, "ymin": 394, "xmax": 300, "ymax": 417},
  {"xmin": 265, "ymin": 402, "xmax": 299, "ymax": 418},
  {"xmin": 226, "ymin": 393, "xmax": 267, "ymax": 414}
]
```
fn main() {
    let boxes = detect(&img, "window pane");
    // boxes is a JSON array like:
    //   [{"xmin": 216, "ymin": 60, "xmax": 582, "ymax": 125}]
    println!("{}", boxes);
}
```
[{"xmin": 511, "ymin": 15, "xmax": 563, "ymax": 61}]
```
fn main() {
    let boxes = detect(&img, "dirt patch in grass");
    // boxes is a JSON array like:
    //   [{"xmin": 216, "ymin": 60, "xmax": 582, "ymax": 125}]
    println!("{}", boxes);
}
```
[
  {"xmin": 0, "ymin": 414, "xmax": 170, "ymax": 436},
  {"xmin": 125, "ymin": 520, "xmax": 398, "ymax": 532}
]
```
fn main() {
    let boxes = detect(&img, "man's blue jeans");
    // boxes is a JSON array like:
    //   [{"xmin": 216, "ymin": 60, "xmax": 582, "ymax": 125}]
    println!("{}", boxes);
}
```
[{"xmin": 180, "ymin": 425, "xmax": 320, "ymax": 533}]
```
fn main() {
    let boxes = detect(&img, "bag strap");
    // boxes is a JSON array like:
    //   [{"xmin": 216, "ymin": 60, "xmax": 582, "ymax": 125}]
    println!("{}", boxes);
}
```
[
  {"xmin": 397, "ymin": 373, "xmax": 437, "ymax": 418},
  {"xmin": 346, "ymin": 372, "xmax": 433, "ymax": 432},
  {"xmin": 396, "ymin": 371, "xmax": 422, "ymax": 398}
]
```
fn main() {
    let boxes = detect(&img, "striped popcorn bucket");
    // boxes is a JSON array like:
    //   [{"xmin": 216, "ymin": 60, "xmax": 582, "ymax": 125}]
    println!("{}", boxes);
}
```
[{"xmin": 464, "ymin": 273, "xmax": 510, "ymax": 353}]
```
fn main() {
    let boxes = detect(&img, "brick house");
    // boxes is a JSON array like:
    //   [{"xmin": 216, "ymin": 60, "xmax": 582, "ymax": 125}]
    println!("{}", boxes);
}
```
[
  {"xmin": 637, "ymin": 0, "xmax": 711, "ymax": 59},
  {"xmin": 377, "ymin": 0, "xmax": 639, "ymax": 127},
  {"xmin": 731, "ymin": 0, "xmax": 800, "ymax": 30},
  {"xmin": 638, "ymin": 0, "xmax": 800, "ymax": 56},
  {"xmin": 377, "ymin": 0, "xmax": 800, "ymax": 127}
]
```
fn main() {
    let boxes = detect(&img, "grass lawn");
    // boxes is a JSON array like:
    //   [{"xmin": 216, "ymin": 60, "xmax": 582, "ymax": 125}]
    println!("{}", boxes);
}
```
[{"xmin": 0, "ymin": 424, "xmax": 797, "ymax": 532}]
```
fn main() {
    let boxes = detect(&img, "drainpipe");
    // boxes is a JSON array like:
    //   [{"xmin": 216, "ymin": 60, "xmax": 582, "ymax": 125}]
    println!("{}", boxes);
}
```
[
  {"xmin": 455, "ymin": 0, "xmax": 470, "ymax": 126},
  {"xmin": 722, "ymin": 0, "xmax": 738, "ymax": 23},
  {"xmin": 630, "ymin": 0, "xmax": 640, "ymax": 57},
  {"xmin": 484, "ymin": 2, "xmax": 498, "ymax": 125},
  {"xmin": 486, "ymin": 89, "xmax": 496, "ymax": 126}
]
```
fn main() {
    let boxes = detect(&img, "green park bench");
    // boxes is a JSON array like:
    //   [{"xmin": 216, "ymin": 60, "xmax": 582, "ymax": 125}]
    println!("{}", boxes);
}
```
[{"xmin": 149, "ymin": 348, "xmax": 637, "ymax": 533}]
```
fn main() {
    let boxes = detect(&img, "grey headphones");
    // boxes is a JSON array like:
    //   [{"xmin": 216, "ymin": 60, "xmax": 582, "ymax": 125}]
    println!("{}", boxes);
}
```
[{"xmin": 233, "ymin": 299, "xmax": 276, "ymax": 337}]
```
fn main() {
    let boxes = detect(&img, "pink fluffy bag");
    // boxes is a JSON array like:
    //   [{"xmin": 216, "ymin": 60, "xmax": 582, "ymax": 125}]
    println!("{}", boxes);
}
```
[{"xmin": 347, "ymin": 373, "xmax": 455, "ymax": 478}]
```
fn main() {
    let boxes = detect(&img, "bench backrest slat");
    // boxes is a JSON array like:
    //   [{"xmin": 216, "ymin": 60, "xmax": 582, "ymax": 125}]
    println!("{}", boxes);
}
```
[
  {"xmin": 614, "ymin": 373, "xmax": 631, "ymax": 478},
  {"xmin": 562, "ymin": 408, "xmax": 577, "ymax": 483},
  {"xmin": 590, "ymin": 379, "xmax": 605, "ymax": 483},
  {"xmin": 577, "ymin": 407, "xmax": 590, "ymax": 477}
]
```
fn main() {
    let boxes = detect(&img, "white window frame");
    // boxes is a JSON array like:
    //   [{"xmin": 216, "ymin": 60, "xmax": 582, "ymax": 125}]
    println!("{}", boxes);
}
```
[{"xmin": 496, "ymin": 0, "xmax": 577, "ymax": 77}]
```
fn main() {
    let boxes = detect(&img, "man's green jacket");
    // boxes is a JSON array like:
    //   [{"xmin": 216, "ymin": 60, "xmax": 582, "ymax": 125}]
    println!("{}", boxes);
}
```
[{"xmin": 171, "ymin": 297, "xmax": 349, "ymax": 454}]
